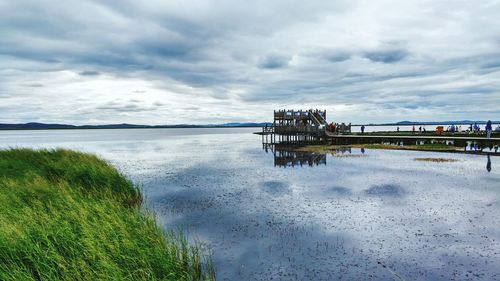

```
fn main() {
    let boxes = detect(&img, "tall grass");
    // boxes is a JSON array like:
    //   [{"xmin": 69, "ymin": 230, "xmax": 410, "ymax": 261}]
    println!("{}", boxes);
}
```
[{"xmin": 0, "ymin": 148, "xmax": 215, "ymax": 280}]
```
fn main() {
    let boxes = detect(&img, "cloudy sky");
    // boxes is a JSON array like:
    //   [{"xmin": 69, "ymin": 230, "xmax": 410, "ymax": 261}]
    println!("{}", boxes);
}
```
[{"xmin": 1, "ymin": 0, "xmax": 499, "ymax": 125}]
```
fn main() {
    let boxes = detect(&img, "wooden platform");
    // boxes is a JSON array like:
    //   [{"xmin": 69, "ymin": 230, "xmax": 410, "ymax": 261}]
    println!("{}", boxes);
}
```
[{"xmin": 324, "ymin": 131, "xmax": 500, "ymax": 142}]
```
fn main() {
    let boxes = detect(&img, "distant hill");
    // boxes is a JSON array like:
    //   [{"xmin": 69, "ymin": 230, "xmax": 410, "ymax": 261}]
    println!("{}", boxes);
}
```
[
  {"xmin": 0, "ymin": 122, "xmax": 273, "ymax": 130},
  {"xmin": 1, "ymin": 121, "xmax": 497, "ymax": 130}
]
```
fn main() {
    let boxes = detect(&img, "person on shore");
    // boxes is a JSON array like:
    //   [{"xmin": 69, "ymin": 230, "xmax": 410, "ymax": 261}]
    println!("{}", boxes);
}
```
[
  {"xmin": 423, "ymin": 126, "xmax": 426, "ymax": 133},
  {"xmin": 486, "ymin": 120, "xmax": 492, "ymax": 138},
  {"xmin": 418, "ymin": 126, "xmax": 422, "ymax": 134},
  {"xmin": 361, "ymin": 125, "xmax": 365, "ymax": 134},
  {"xmin": 412, "ymin": 125, "xmax": 415, "ymax": 134},
  {"xmin": 397, "ymin": 126, "xmax": 400, "ymax": 132}
]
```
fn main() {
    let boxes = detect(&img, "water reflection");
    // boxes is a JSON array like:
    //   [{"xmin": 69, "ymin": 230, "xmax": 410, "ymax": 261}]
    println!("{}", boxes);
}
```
[
  {"xmin": 261, "ymin": 180, "xmax": 292, "ymax": 196},
  {"xmin": 487, "ymin": 155, "xmax": 491, "ymax": 172},
  {"xmin": 1, "ymin": 129, "xmax": 499, "ymax": 280},
  {"xmin": 263, "ymin": 144, "xmax": 326, "ymax": 167},
  {"xmin": 264, "ymin": 143, "xmax": 496, "ymax": 174},
  {"xmin": 365, "ymin": 184, "xmax": 406, "ymax": 197}
]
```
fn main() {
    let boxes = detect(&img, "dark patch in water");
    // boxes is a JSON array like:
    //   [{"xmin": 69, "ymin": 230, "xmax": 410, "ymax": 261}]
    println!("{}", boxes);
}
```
[
  {"xmin": 261, "ymin": 180, "xmax": 291, "ymax": 196},
  {"xmin": 327, "ymin": 186, "xmax": 352, "ymax": 196},
  {"xmin": 365, "ymin": 184, "xmax": 406, "ymax": 197}
]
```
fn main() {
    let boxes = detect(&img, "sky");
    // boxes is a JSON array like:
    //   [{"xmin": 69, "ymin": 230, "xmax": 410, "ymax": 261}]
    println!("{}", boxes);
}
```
[{"xmin": 1, "ymin": 0, "xmax": 499, "ymax": 125}]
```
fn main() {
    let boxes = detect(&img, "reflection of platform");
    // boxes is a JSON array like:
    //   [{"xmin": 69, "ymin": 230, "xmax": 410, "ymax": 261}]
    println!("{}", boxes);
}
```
[{"xmin": 263, "ymin": 144, "xmax": 326, "ymax": 167}]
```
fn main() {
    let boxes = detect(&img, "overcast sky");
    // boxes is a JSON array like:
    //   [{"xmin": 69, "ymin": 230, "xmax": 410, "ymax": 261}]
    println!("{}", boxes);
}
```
[{"xmin": 1, "ymin": 0, "xmax": 499, "ymax": 124}]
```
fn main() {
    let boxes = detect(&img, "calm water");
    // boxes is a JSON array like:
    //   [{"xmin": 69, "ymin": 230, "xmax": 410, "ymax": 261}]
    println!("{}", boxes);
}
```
[{"xmin": 1, "ymin": 128, "xmax": 499, "ymax": 280}]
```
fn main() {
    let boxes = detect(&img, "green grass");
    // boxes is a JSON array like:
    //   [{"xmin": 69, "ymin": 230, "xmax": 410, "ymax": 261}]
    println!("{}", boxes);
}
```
[
  {"xmin": 358, "ymin": 143, "xmax": 459, "ymax": 151},
  {"xmin": 355, "ymin": 131, "xmax": 500, "ymax": 138},
  {"xmin": 0, "ymin": 148, "xmax": 215, "ymax": 281}
]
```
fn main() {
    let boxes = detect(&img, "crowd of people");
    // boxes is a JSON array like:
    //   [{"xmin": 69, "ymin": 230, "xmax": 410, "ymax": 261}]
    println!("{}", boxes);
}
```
[
  {"xmin": 353, "ymin": 120, "xmax": 497, "ymax": 138},
  {"xmin": 443, "ymin": 121, "xmax": 495, "ymax": 138},
  {"xmin": 327, "ymin": 122, "xmax": 351, "ymax": 134},
  {"xmin": 405, "ymin": 120, "xmax": 496, "ymax": 138}
]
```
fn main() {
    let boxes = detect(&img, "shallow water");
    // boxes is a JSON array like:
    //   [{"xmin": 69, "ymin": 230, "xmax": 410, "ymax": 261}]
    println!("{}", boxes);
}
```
[{"xmin": 1, "ymin": 128, "xmax": 499, "ymax": 280}]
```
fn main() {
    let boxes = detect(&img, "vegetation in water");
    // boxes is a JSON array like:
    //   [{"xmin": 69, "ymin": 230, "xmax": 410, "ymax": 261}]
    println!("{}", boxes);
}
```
[
  {"xmin": 356, "ymin": 143, "xmax": 460, "ymax": 151},
  {"xmin": 0, "ymin": 148, "xmax": 215, "ymax": 281},
  {"xmin": 295, "ymin": 143, "xmax": 461, "ymax": 154},
  {"xmin": 414, "ymin": 157, "xmax": 459, "ymax": 162}
]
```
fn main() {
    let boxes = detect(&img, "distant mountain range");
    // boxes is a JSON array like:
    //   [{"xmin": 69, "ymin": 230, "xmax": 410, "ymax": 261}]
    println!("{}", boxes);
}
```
[
  {"xmin": 0, "ymin": 122, "xmax": 272, "ymax": 130},
  {"xmin": 0, "ymin": 121, "xmax": 497, "ymax": 130}
]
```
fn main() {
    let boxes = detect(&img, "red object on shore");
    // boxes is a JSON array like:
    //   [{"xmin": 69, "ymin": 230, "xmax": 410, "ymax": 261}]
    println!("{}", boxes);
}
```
[{"xmin": 436, "ymin": 126, "xmax": 444, "ymax": 135}]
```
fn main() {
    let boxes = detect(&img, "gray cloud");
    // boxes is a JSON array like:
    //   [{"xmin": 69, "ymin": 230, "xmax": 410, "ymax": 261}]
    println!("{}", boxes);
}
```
[
  {"xmin": 0, "ymin": 0, "xmax": 499, "ymax": 124},
  {"xmin": 183, "ymin": 106, "xmax": 199, "ymax": 111},
  {"xmin": 79, "ymin": 70, "xmax": 100, "ymax": 76},
  {"xmin": 96, "ymin": 101, "xmax": 157, "ymax": 112},
  {"xmin": 258, "ymin": 54, "xmax": 291, "ymax": 69},
  {"xmin": 364, "ymin": 50, "xmax": 408, "ymax": 63},
  {"xmin": 324, "ymin": 53, "xmax": 351, "ymax": 63},
  {"xmin": 24, "ymin": 83, "xmax": 44, "ymax": 87}
]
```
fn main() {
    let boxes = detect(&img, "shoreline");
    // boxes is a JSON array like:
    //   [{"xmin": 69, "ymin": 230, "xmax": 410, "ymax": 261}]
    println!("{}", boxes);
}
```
[
  {"xmin": 293, "ymin": 143, "xmax": 500, "ymax": 156},
  {"xmin": 0, "ymin": 126, "xmax": 263, "ymax": 131}
]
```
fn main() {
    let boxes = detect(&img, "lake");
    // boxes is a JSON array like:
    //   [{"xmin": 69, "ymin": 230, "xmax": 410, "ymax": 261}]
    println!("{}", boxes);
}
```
[{"xmin": 1, "ymin": 128, "xmax": 499, "ymax": 280}]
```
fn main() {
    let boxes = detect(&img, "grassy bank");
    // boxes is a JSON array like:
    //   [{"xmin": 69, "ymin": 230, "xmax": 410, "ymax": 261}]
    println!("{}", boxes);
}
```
[
  {"xmin": 0, "ymin": 149, "xmax": 214, "ymax": 280},
  {"xmin": 414, "ymin": 157, "xmax": 459, "ymax": 162},
  {"xmin": 295, "ymin": 143, "xmax": 462, "ymax": 154},
  {"xmin": 356, "ymin": 131, "xmax": 500, "ymax": 138}
]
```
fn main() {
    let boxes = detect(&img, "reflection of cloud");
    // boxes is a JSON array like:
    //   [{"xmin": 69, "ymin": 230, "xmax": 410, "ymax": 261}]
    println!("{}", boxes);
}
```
[
  {"xmin": 149, "ymin": 164, "xmax": 391, "ymax": 280},
  {"xmin": 327, "ymin": 186, "xmax": 352, "ymax": 196},
  {"xmin": 260, "ymin": 180, "xmax": 291, "ymax": 196},
  {"xmin": 364, "ymin": 184, "xmax": 406, "ymax": 197}
]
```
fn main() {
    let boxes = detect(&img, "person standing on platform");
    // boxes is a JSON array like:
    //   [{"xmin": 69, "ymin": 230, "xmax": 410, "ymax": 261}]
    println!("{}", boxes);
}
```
[
  {"xmin": 361, "ymin": 125, "xmax": 365, "ymax": 134},
  {"xmin": 486, "ymin": 120, "xmax": 493, "ymax": 138}
]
